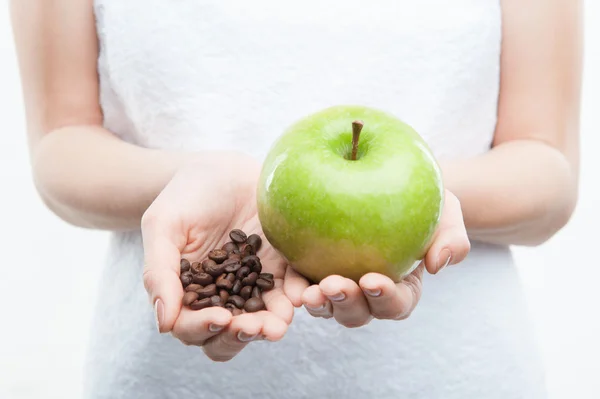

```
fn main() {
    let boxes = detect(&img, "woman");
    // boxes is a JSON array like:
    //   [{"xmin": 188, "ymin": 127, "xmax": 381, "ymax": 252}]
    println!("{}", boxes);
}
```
[{"xmin": 11, "ymin": 0, "xmax": 581, "ymax": 398}]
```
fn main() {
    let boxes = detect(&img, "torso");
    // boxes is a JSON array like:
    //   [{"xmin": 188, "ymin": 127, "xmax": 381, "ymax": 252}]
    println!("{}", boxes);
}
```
[{"xmin": 84, "ymin": 1, "xmax": 547, "ymax": 397}]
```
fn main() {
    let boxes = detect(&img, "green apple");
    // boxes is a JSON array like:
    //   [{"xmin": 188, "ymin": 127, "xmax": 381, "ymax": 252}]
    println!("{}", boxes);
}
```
[{"xmin": 257, "ymin": 105, "xmax": 444, "ymax": 283}]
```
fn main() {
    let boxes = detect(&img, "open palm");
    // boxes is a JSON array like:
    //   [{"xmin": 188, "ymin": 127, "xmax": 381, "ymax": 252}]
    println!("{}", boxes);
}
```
[{"xmin": 141, "ymin": 152, "xmax": 293, "ymax": 362}]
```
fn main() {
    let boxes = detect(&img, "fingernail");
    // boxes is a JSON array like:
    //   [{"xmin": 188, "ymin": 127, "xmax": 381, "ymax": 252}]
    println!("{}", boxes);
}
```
[
  {"xmin": 237, "ymin": 331, "xmax": 258, "ymax": 342},
  {"xmin": 363, "ymin": 288, "xmax": 381, "ymax": 297},
  {"xmin": 327, "ymin": 292, "xmax": 346, "ymax": 302},
  {"xmin": 305, "ymin": 303, "xmax": 325, "ymax": 311},
  {"xmin": 437, "ymin": 249, "xmax": 452, "ymax": 273},
  {"xmin": 209, "ymin": 324, "xmax": 225, "ymax": 332},
  {"xmin": 154, "ymin": 299, "xmax": 164, "ymax": 333}
]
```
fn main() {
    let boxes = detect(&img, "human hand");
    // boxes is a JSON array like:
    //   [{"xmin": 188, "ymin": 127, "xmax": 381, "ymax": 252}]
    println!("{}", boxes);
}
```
[
  {"xmin": 283, "ymin": 189, "xmax": 470, "ymax": 327},
  {"xmin": 141, "ymin": 152, "xmax": 294, "ymax": 361}
]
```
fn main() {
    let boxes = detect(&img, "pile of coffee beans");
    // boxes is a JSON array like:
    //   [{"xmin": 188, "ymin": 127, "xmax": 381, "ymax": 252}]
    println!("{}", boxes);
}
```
[{"xmin": 179, "ymin": 229, "xmax": 274, "ymax": 315}]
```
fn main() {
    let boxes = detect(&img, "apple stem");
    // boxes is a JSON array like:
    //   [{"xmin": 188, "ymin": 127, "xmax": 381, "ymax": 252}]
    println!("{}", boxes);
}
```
[{"xmin": 351, "ymin": 120, "xmax": 364, "ymax": 161}]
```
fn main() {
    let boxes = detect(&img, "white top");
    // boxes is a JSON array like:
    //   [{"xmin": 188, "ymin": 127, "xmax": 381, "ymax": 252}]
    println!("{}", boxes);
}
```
[{"xmin": 84, "ymin": 1, "xmax": 547, "ymax": 398}]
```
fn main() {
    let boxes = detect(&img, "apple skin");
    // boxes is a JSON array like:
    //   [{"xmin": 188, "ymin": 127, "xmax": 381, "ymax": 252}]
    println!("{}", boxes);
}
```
[{"xmin": 257, "ymin": 105, "xmax": 444, "ymax": 283}]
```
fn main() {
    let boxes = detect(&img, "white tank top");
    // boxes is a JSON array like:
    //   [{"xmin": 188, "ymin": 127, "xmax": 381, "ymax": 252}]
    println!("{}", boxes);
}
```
[{"xmin": 84, "ymin": 1, "xmax": 548, "ymax": 398}]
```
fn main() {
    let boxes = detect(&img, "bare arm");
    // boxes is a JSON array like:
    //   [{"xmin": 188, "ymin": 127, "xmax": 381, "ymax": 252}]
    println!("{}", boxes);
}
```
[
  {"xmin": 10, "ymin": 0, "xmax": 190, "ymax": 231},
  {"xmin": 441, "ymin": 0, "xmax": 582, "ymax": 246}
]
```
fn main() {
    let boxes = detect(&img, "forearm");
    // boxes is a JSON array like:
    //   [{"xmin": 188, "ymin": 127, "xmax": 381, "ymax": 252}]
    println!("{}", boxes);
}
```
[
  {"xmin": 32, "ymin": 126, "xmax": 189, "ymax": 231},
  {"xmin": 441, "ymin": 140, "xmax": 578, "ymax": 246}
]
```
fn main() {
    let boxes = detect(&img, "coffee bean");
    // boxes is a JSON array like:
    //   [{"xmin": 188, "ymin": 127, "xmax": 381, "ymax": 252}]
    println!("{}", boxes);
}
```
[
  {"xmin": 239, "ymin": 243, "xmax": 254, "ymax": 257},
  {"xmin": 247, "ymin": 234, "xmax": 262, "ymax": 253},
  {"xmin": 225, "ymin": 273, "xmax": 236, "ymax": 282},
  {"xmin": 256, "ymin": 278, "xmax": 275, "ymax": 291},
  {"xmin": 228, "ymin": 254, "xmax": 241, "ymax": 262},
  {"xmin": 244, "ymin": 297, "xmax": 266, "ymax": 313},
  {"xmin": 180, "ymin": 258, "xmax": 191, "ymax": 273},
  {"xmin": 190, "ymin": 297, "xmax": 212, "ymax": 310},
  {"xmin": 242, "ymin": 255, "xmax": 262, "ymax": 273},
  {"xmin": 223, "ymin": 259, "xmax": 241, "ymax": 273},
  {"xmin": 192, "ymin": 273, "xmax": 213, "ymax": 286},
  {"xmin": 222, "ymin": 241, "xmax": 239, "ymax": 255},
  {"xmin": 216, "ymin": 278, "xmax": 233, "ymax": 291},
  {"xmin": 242, "ymin": 272, "xmax": 258, "ymax": 286},
  {"xmin": 210, "ymin": 295, "xmax": 223, "ymax": 307},
  {"xmin": 224, "ymin": 303, "xmax": 236, "ymax": 313},
  {"xmin": 183, "ymin": 291, "xmax": 199, "ymax": 306},
  {"xmin": 201, "ymin": 259, "xmax": 216, "ymax": 270},
  {"xmin": 252, "ymin": 286, "xmax": 261, "ymax": 299},
  {"xmin": 208, "ymin": 249, "xmax": 228, "ymax": 264},
  {"xmin": 240, "ymin": 285, "xmax": 253, "ymax": 300},
  {"xmin": 229, "ymin": 229, "xmax": 247, "ymax": 244},
  {"xmin": 236, "ymin": 266, "xmax": 251, "ymax": 280},
  {"xmin": 232, "ymin": 280, "xmax": 242, "ymax": 295},
  {"xmin": 180, "ymin": 272, "xmax": 194, "ymax": 287},
  {"xmin": 259, "ymin": 273, "xmax": 274, "ymax": 280},
  {"xmin": 232, "ymin": 308, "xmax": 243, "ymax": 316},
  {"xmin": 227, "ymin": 295, "xmax": 245, "ymax": 309},
  {"xmin": 191, "ymin": 261, "xmax": 204, "ymax": 274},
  {"xmin": 197, "ymin": 284, "xmax": 217, "ymax": 298},
  {"xmin": 185, "ymin": 283, "xmax": 203, "ymax": 293},
  {"xmin": 204, "ymin": 261, "xmax": 226, "ymax": 277},
  {"xmin": 219, "ymin": 289, "xmax": 230, "ymax": 303}
]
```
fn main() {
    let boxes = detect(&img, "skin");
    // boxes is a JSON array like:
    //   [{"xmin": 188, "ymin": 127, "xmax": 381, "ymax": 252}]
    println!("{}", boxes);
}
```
[{"xmin": 10, "ymin": 0, "xmax": 581, "ymax": 357}]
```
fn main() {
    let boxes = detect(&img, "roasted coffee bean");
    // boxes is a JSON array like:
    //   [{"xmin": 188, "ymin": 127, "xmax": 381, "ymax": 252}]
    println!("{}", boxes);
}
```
[
  {"xmin": 247, "ymin": 234, "xmax": 262, "ymax": 253},
  {"xmin": 185, "ymin": 283, "xmax": 203, "ymax": 293},
  {"xmin": 183, "ymin": 291, "xmax": 199, "ymax": 306},
  {"xmin": 232, "ymin": 280, "xmax": 242, "ymax": 295},
  {"xmin": 242, "ymin": 272, "xmax": 258, "ymax": 286},
  {"xmin": 244, "ymin": 297, "xmax": 266, "ymax": 313},
  {"xmin": 189, "ymin": 297, "xmax": 212, "ymax": 310},
  {"xmin": 222, "ymin": 241, "xmax": 239, "ymax": 254},
  {"xmin": 224, "ymin": 303, "xmax": 236, "ymax": 313},
  {"xmin": 252, "ymin": 286, "xmax": 261, "ymax": 299},
  {"xmin": 228, "ymin": 254, "xmax": 242, "ymax": 262},
  {"xmin": 192, "ymin": 272, "xmax": 213, "ymax": 286},
  {"xmin": 210, "ymin": 295, "xmax": 223, "ymax": 307},
  {"xmin": 204, "ymin": 261, "xmax": 226, "ymax": 277},
  {"xmin": 223, "ymin": 260, "xmax": 242, "ymax": 273},
  {"xmin": 229, "ymin": 229, "xmax": 247, "ymax": 244},
  {"xmin": 191, "ymin": 261, "xmax": 204, "ymax": 274},
  {"xmin": 216, "ymin": 278, "xmax": 233, "ymax": 291},
  {"xmin": 219, "ymin": 289, "xmax": 230, "ymax": 303},
  {"xmin": 232, "ymin": 307, "xmax": 243, "ymax": 316},
  {"xmin": 239, "ymin": 243, "xmax": 254, "ymax": 257},
  {"xmin": 256, "ymin": 278, "xmax": 275, "ymax": 291},
  {"xmin": 180, "ymin": 258, "xmax": 191, "ymax": 273},
  {"xmin": 180, "ymin": 272, "xmax": 194, "ymax": 287},
  {"xmin": 208, "ymin": 249, "xmax": 228, "ymax": 264},
  {"xmin": 226, "ymin": 295, "xmax": 245, "ymax": 309},
  {"xmin": 236, "ymin": 266, "xmax": 251, "ymax": 279},
  {"xmin": 240, "ymin": 285, "xmax": 253, "ymax": 300},
  {"xmin": 242, "ymin": 255, "xmax": 262, "ymax": 273},
  {"xmin": 197, "ymin": 284, "xmax": 217, "ymax": 298},
  {"xmin": 225, "ymin": 273, "xmax": 236, "ymax": 282},
  {"xmin": 259, "ymin": 273, "xmax": 274, "ymax": 280},
  {"xmin": 202, "ymin": 259, "xmax": 216, "ymax": 270}
]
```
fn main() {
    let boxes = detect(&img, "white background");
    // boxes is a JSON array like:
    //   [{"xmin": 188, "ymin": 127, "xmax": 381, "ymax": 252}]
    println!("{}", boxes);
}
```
[{"xmin": 0, "ymin": 3, "xmax": 598, "ymax": 398}]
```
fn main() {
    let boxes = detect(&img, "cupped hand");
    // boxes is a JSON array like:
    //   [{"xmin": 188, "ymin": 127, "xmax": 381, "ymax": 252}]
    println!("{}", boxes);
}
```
[
  {"xmin": 283, "ymin": 189, "xmax": 470, "ymax": 328},
  {"xmin": 141, "ymin": 152, "xmax": 294, "ymax": 361}
]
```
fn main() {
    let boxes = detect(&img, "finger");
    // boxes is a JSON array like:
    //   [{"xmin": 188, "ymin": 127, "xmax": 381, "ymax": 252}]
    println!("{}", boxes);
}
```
[
  {"xmin": 359, "ymin": 264, "xmax": 424, "ymax": 320},
  {"xmin": 171, "ymin": 306, "xmax": 233, "ymax": 346},
  {"xmin": 202, "ymin": 312, "xmax": 288, "ymax": 362},
  {"xmin": 425, "ymin": 191, "xmax": 471, "ymax": 274},
  {"xmin": 319, "ymin": 275, "xmax": 373, "ymax": 328},
  {"xmin": 301, "ymin": 285, "xmax": 333, "ymax": 318},
  {"xmin": 141, "ymin": 213, "xmax": 185, "ymax": 333},
  {"xmin": 262, "ymin": 280, "xmax": 295, "ymax": 324},
  {"xmin": 283, "ymin": 266, "xmax": 310, "ymax": 307}
]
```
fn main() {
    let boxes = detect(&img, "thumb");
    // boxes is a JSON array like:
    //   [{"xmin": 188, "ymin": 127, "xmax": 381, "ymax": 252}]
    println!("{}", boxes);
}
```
[
  {"xmin": 424, "ymin": 191, "xmax": 471, "ymax": 275},
  {"xmin": 141, "ymin": 216, "xmax": 184, "ymax": 334}
]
